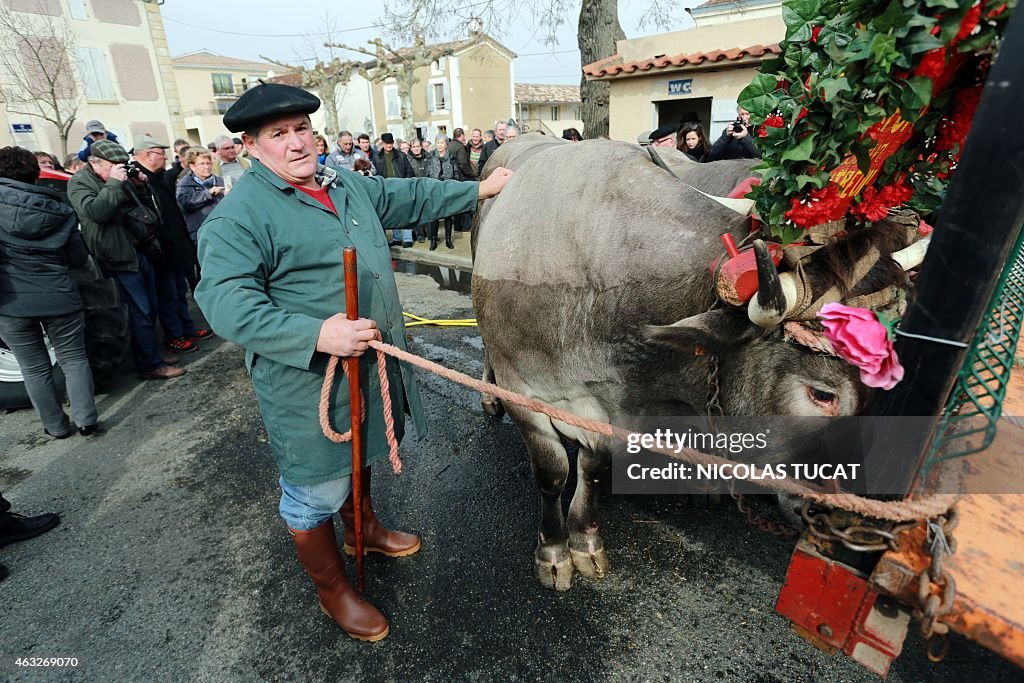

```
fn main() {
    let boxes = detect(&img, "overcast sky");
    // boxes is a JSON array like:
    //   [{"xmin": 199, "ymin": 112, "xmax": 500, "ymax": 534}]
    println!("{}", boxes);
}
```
[{"xmin": 161, "ymin": 0, "xmax": 696, "ymax": 85}]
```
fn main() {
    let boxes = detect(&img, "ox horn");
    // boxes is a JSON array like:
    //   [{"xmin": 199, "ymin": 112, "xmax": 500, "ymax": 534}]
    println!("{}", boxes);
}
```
[
  {"xmin": 747, "ymin": 240, "xmax": 799, "ymax": 328},
  {"xmin": 891, "ymin": 236, "xmax": 931, "ymax": 271}
]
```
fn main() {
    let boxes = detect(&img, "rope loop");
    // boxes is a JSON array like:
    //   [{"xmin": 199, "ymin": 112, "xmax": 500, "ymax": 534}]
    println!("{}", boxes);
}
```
[{"xmin": 319, "ymin": 331, "xmax": 402, "ymax": 474}]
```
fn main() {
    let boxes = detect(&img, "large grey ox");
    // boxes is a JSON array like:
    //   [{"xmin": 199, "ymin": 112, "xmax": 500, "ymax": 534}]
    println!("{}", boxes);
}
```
[{"xmin": 471, "ymin": 134, "xmax": 915, "ymax": 590}]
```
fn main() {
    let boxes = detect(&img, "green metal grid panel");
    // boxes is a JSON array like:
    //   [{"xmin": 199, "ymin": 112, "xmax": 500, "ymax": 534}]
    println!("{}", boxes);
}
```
[{"xmin": 924, "ymin": 225, "xmax": 1024, "ymax": 469}]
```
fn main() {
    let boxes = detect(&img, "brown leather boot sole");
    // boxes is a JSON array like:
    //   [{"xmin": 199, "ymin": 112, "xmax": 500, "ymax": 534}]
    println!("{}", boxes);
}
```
[
  {"xmin": 343, "ymin": 538, "xmax": 422, "ymax": 558},
  {"xmin": 319, "ymin": 602, "xmax": 390, "ymax": 641}
]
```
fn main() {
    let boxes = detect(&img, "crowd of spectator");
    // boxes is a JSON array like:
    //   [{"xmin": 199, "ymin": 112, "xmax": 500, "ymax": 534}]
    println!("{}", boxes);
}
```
[{"xmin": 1, "ymin": 116, "xmax": 578, "ymax": 440}]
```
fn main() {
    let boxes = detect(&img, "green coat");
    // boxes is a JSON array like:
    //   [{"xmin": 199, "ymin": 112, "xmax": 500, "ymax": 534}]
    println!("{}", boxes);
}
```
[
  {"xmin": 195, "ymin": 161, "xmax": 478, "ymax": 485},
  {"xmin": 67, "ymin": 167, "xmax": 137, "ymax": 272}
]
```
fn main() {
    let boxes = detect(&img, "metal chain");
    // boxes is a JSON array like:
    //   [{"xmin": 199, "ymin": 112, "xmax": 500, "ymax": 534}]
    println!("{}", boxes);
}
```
[
  {"xmin": 733, "ymin": 488, "xmax": 800, "ymax": 539},
  {"xmin": 706, "ymin": 354, "xmax": 723, "ymax": 419},
  {"xmin": 913, "ymin": 506, "xmax": 959, "ymax": 651},
  {"xmin": 709, "ymin": 356, "xmax": 800, "ymax": 539},
  {"xmin": 800, "ymin": 501, "xmax": 917, "ymax": 553}
]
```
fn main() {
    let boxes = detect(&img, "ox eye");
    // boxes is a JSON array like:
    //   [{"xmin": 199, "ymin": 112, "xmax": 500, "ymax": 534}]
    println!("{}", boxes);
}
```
[{"xmin": 807, "ymin": 386, "xmax": 838, "ymax": 406}]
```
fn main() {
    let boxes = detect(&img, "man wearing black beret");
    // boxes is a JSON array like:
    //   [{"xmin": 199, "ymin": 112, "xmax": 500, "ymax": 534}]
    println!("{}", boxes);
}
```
[
  {"xmin": 194, "ymin": 83, "xmax": 513, "ymax": 642},
  {"xmin": 648, "ymin": 124, "xmax": 679, "ymax": 148}
]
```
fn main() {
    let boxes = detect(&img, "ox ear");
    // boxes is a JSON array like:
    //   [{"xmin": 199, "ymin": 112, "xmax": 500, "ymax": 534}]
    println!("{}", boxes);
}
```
[{"xmin": 645, "ymin": 309, "xmax": 759, "ymax": 353}]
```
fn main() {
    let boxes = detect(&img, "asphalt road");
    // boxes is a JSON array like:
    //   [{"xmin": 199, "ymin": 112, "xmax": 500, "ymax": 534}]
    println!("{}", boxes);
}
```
[{"xmin": 0, "ymin": 271, "xmax": 1019, "ymax": 682}]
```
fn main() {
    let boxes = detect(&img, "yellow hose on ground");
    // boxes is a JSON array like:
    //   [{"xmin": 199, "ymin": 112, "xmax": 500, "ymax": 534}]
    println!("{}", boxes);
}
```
[{"xmin": 403, "ymin": 312, "xmax": 477, "ymax": 327}]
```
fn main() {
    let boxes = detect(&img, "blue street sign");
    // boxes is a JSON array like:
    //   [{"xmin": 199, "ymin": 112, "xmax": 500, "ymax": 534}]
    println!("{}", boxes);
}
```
[
  {"xmin": 668, "ymin": 79, "xmax": 693, "ymax": 96},
  {"xmin": 11, "ymin": 123, "xmax": 33, "ymax": 133}
]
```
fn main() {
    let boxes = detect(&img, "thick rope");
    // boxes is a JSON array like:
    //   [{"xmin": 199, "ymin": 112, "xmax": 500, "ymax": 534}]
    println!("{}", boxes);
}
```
[
  {"xmin": 319, "ymin": 337, "xmax": 956, "ymax": 522},
  {"xmin": 318, "ymin": 332, "xmax": 402, "ymax": 474}
]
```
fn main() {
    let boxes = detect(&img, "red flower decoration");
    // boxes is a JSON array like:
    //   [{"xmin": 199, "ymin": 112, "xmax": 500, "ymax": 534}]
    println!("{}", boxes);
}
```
[
  {"xmin": 914, "ymin": 47, "xmax": 947, "ymax": 80},
  {"xmin": 811, "ymin": 26, "xmax": 823, "ymax": 42},
  {"xmin": 954, "ymin": 4, "xmax": 982, "ymax": 44},
  {"xmin": 759, "ymin": 113, "xmax": 786, "ymax": 137},
  {"xmin": 784, "ymin": 184, "xmax": 844, "ymax": 228},
  {"xmin": 849, "ymin": 183, "xmax": 914, "ymax": 222},
  {"xmin": 935, "ymin": 85, "xmax": 983, "ymax": 155},
  {"xmin": 987, "ymin": 2, "xmax": 1008, "ymax": 17}
]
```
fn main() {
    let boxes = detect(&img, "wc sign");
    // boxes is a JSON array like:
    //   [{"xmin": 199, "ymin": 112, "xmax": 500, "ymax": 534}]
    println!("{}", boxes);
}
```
[{"xmin": 668, "ymin": 79, "xmax": 693, "ymax": 96}]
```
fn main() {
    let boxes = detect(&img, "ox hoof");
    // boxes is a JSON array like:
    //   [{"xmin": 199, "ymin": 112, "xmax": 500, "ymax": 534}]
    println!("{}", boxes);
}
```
[
  {"xmin": 481, "ymin": 395, "xmax": 505, "ymax": 418},
  {"xmin": 535, "ymin": 548, "xmax": 574, "ymax": 591},
  {"xmin": 570, "ymin": 547, "xmax": 610, "ymax": 581}
]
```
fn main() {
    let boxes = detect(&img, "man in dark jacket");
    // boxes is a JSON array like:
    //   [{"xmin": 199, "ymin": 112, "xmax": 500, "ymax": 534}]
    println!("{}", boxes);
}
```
[
  {"xmin": 68, "ymin": 139, "xmax": 184, "ymax": 380},
  {"xmin": 0, "ymin": 145, "xmax": 98, "ymax": 436},
  {"xmin": 132, "ymin": 135, "xmax": 213, "ymax": 354},
  {"xmin": 705, "ymin": 106, "xmax": 761, "ymax": 161},
  {"xmin": 449, "ymin": 128, "xmax": 476, "ymax": 231},
  {"xmin": 482, "ymin": 120, "xmax": 507, "ymax": 159},
  {"xmin": 371, "ymin": 133, "xmax": 416, "ymax": 246}
]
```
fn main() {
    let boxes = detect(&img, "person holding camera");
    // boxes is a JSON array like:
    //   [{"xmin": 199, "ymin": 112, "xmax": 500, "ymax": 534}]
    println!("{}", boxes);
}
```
[
  {"xmin": 68, "ymin": 139, "xmax": 185, "ymax": 380},
  {"xmin": 705, "ymin": 105, "xmax": 761, "ymax": 162},
  {"xmin": 132, "ymin": 135, "xmax": 214, "ymax": 355}
]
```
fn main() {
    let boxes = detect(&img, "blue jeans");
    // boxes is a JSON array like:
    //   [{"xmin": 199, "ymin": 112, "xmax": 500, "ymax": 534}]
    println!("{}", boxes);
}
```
[
  {"xmin": 391, "ymin": 228, "xmax": 413, "ymax": 244},
  {"xmin": 279, "ymin": 475, "xmax": 352, "ymax": 530},
  {"xmin": 112, "ymin": 253, "xmax": 163, "ymax": 372},
  {"xmin": 154, "ymin": 267, "xmax": 196, "ymax": 340}
]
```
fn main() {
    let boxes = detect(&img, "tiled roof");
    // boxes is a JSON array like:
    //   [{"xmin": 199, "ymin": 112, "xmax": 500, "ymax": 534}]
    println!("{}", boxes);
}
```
[
  {"xmin": 696, "ymin": 0, "xmax": 741, "ymax": 8},
  {"xmin": 266, "ymin": 72, "xmax": 303, "ymax": 87},
  {"xmin": 515, "ymin": 83, "xmax": 580, "ymax": 104},
  {"xmin": 583, "ymin": 43, "xmax": 781, "ymax": 79},
  {"xmin": 172, "ymin": 50, "xmax": 275, "ymax": 72}
]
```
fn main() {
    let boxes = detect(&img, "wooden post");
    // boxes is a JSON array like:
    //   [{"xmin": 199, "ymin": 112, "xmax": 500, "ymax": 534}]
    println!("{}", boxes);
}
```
[{"xmin": 343, "ymin": 246, "xmax": 365, "ymax": 594}]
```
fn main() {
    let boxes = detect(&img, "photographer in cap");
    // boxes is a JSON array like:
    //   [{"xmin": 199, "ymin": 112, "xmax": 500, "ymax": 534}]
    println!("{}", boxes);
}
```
[
  {"xmin": 704, "ymin": 105, "xmax": 761, "ymax": 161},
  {"xmin": 194, "ymin": 83, "xmax": 513, "ymax": 642},
  {"xmin": 68, "ymin": 139, "xmax": 185, "ymax": 380},
  {"xmin": 132, "ymin": 135, "xmax": 213, "ymax": 354}
]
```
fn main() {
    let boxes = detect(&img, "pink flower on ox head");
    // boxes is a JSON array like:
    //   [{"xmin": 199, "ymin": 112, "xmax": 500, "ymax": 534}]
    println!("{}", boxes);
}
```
[{"xmin": 818, "ymin": 303, "xmax": 905, "ymax": 390}]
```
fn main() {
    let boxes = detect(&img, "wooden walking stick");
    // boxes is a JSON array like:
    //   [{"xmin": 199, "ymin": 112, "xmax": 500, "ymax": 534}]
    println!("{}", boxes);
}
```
[{"xmin": 343, "ymin": 246, "xmax": 366, "ymax": 595}]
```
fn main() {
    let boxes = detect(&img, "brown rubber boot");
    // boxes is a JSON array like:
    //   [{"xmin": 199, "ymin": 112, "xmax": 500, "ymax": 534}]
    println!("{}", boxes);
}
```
[
  {"xmin": 340, "ymin": 468, "xmax": 421, "ymax": 558},
  {"xmin": 289, "ymin": 519, "xmax": 389, "ymax": 641}
]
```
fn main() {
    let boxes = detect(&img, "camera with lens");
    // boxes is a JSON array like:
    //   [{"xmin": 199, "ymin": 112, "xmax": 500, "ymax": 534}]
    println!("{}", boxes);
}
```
[
  {"xmin": 732, "ymin": 119, "xmax": 746, "ymax": 134},
  {"xmin": 125, "ymin": 161, "xmax": 144, "ymax": 180}
]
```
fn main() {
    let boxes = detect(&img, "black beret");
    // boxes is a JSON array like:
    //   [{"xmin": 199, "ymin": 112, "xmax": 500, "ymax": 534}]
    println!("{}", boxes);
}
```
[
  {"xmin": 649, "ymin": 123, "xmax": 678, "ymax": 141},
  {"xmin": 222, "ymin": 83, "xmax": 320, "ymax": 133}
]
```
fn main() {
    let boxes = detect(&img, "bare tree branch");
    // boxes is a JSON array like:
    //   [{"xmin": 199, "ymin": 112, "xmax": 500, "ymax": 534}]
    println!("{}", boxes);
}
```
[
  {"xmin": 378, "ymin": 0, "xmax": 634, "ymax": 138},
  {"xmin": 0, "ymin": 0, "xmax": 82, "ymax": 154},
  {"xmin": 328, "ymin": 36, "xmax": 455, "ymax": 140},
  {"xmin": 259, "ymin": 12, "xmax": 362, "ymax": 137}
]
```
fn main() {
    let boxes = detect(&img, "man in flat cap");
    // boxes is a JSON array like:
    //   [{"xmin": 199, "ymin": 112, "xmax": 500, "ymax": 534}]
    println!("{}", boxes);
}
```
[
  {"xmin": 69, "ymin": 139, "xmax": 186, "ymax": 380},
  {"xmin": 194, "ymin": 83, "xmax": 513, "ymax": 642},
  {"xmin": 132, "ymin": 134, "xmax": 213, "ymax": 354}
]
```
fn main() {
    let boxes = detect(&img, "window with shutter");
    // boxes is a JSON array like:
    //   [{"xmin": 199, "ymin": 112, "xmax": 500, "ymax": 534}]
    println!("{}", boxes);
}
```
[
  {"xmin": 426, "ymin": 83, "xmax": 435, "ymax": 112},
  {"xmin": 211, "ymin": 73, "xmax": 234, "ymax": 96},
  {"xmin": 441, "ymin": 82, "xmax": 450, "ymax": 112},
  {"xmin": 68, "ymin": 0, "xmax": 87, "ymax": 19},
  {"xmin": 75, "ymin": 47, "xmax": 115, "ymax": 100},
  {"xmin": 384, "ymin": 84, "xmax": 400, "ymax": 119}
]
